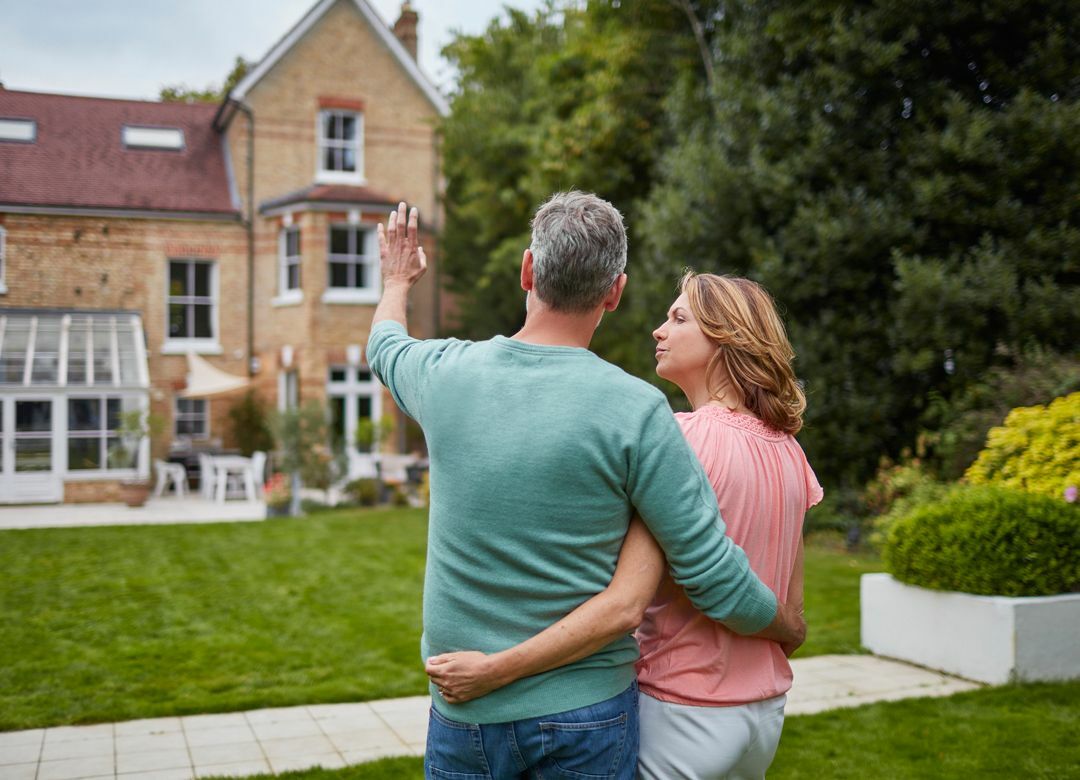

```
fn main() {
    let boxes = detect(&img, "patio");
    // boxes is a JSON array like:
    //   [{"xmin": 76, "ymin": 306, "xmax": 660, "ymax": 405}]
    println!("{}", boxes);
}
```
[{"xmin": 0, "ymin": 496, "xmax": 266, "ymax": 531}]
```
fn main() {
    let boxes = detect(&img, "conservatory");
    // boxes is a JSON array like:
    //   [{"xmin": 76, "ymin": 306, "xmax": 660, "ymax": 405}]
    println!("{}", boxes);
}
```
[{"xmin": 0, "ymin": 309, "xmax": 150, "ymax": 503}]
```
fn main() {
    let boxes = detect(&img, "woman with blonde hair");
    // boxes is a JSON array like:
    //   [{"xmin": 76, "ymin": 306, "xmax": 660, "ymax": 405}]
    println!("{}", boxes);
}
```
[{"xmin": 427, "ymin": 272, "xmax": 822, "ymax": 779}]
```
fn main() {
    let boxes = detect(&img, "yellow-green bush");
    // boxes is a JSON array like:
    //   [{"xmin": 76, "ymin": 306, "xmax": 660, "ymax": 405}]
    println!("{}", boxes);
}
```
[{"xmin": 965, "ymin": 392, "xmax": 1080, "ymax": 500}]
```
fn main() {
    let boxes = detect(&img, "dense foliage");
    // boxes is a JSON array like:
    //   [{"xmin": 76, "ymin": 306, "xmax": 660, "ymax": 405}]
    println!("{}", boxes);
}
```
[
  {"xmin": 965, "ymin": 392, "xmax": 1080, "ymax": 499},
  {"xmin": 883, "ymin": 486, "xmax": 1080, "ymax": 596},
  {"xmin": 271, "ymin": 400, "xmax": 338, "ymax": 492},
  {"xmin": 439, "ymin": 1, "xmax": 699, "ymax": 368},
  {"xmin": 918, "ymin": 348, "xmax": 1080, "ymax": 480},
  {"xmin": 439, "ymin": 0, "xmax": 1080, "ymax": 488},
  {"xmin": 227, "ymin": 390, "xmax": 275, "ymax": 457}
]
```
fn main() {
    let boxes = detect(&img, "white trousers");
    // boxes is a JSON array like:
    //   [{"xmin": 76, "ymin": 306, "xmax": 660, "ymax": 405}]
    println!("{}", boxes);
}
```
[{"xmin": 637, "ymin": 691, "xmax": 787, "ymax": 780}]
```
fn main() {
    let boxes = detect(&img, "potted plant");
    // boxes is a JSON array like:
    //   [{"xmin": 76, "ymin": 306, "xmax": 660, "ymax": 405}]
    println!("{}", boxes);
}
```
[
  {"xmin": 355, "ymin": 416, "xmax": 396, "ymax": 503},
  {"xmin": 354, "ymin": 416, "xmax": 395, "ymax": 454},
  {"xmin": 112, "ymin": 409, "xmax": 166, "ymax": 508},
  {"xmin": 263, "ymin": 472, "xmax": 291, "ymax": 517}
]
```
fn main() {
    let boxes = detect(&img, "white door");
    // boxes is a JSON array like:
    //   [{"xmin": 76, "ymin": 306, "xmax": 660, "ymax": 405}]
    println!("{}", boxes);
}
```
[{"xmin": 0, "ymin": 397, "xmax": 64, "ymax": 503}]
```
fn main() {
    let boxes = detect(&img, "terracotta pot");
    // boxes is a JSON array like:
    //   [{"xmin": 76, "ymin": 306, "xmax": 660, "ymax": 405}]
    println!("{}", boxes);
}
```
[{"xmin": 120, "ymin": 481, "xmax": 151, "ymax": 508}]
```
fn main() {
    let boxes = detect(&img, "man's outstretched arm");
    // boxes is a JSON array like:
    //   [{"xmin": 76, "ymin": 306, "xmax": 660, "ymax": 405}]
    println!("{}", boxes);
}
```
[
  {"xmin": 372, "ymin": 201, "xmax": 427, "ymax": 328},
  {"xmin": 366, "ymin": 201, "xmax": 440, "ymax": 423}
]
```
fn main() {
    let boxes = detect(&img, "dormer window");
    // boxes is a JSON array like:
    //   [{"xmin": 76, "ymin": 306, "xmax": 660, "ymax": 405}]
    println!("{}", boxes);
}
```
[
  {"xmin": 0, "ymin": 118, "xmax": 36, "ymax": 143},
  {"xmin": 316, "ymin": 109, "xmax": 363, "ymax": 184},
  {"xmin": 122, "ymin": 126, "xmax": 184, "ymax": 151}
]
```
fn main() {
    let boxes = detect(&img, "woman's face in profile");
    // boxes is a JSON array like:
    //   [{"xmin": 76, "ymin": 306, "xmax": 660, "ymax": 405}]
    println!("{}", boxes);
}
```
[{"xmin": 652, "ymin": 293, "xmax": 715, "ymax": 385}]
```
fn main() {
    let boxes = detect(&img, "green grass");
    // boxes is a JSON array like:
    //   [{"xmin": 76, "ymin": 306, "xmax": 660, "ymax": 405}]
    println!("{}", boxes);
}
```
[
  {"xmin": 0, "ymin": 508, "xmax": 428, "ymax": 731},
  {"xmin": 770, "ymin": 681, "xmax": 1080, "ymax": 778},
  {"xmin": 228, "ymin": 682, "xmax": 1080, "ymax": 779},
  {"xmin": 795, "ymin": 535, "xmax": 881, "ymax": 657},
  {"xmin": 207, "ymin": 756, "xmax": 425, "ymax": 780},
  {"xmin": 0, "ymin": 512, "xmax": 880, "ymax": 731}
]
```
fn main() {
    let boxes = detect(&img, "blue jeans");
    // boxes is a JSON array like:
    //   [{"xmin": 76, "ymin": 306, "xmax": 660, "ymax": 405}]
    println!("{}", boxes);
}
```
[{"xmin": 425, "ymin": 681, "xmax": 639, "ymax": 779}]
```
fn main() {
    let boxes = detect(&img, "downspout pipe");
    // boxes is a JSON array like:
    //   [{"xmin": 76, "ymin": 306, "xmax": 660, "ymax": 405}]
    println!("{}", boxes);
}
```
[
  {"xmin": 214, "ymin": 95, "xmax": 256, "ymax": 377},
  {"xmin": 234, "ymin": 100, "xmax": 256, "ymax": 378}
]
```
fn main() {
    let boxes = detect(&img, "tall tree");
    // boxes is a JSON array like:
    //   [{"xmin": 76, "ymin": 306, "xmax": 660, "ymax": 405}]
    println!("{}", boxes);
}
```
[
  {"xmin": 439, "ymin": 0, "xmax": 698, "ymax": 369},
  {"xmin": 640, "ymin": 0, "xmax": 1080, "ymax": 486},
  {"xmin": 159, "ymin": 56, "xmax": 252, "ymax": 103}
]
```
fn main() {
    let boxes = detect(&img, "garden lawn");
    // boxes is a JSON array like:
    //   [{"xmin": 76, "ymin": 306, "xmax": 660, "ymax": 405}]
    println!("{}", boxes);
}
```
[
  {"xmin": 0, "ymin": 513, "xmax": 879, "ymax": 731},
  {"xmin": 0, "ymin": 508, "xmax": 428, "ymax": 731},
  {"xmin": 795, "ymin": 536, "xmax": 880, "ymax": 657},
  {"xmin": 232, "ymin": 681, "xmax": 1080, "ymax": 779}
]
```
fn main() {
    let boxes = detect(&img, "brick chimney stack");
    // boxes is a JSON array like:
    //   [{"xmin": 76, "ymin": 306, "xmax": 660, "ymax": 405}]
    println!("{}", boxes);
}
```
[{"xmin": 393, "ymin": 2, "xmax": 419, "ymax": 61}]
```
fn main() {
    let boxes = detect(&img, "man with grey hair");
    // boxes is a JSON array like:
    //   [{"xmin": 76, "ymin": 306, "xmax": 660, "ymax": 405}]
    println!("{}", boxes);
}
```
[{"xmin": 367, "ymin": 194, "xmax": 804, "ymax": 778}]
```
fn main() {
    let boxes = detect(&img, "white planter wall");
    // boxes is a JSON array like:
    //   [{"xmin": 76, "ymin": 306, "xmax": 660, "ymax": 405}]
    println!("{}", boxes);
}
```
[{"xmin": 861, "ymin": 572, "xmax": 1080, "ymax": 685}]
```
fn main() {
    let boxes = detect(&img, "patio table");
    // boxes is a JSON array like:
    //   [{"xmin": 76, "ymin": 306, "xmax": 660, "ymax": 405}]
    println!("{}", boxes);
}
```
[{"xmin": 210, "ymin": 455, "xmax": 258, "ymax": 503}]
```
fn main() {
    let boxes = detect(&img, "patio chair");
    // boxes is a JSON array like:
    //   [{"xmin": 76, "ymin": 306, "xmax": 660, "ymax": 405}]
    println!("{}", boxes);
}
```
[
  {"xmin": 379, "ymin": 454, "xmax": 417, "ymax": 486},
  {"xmin": 153, "ymin": 459, "xmax": 189, "ymax": 498},
  {"xmin": 197, "ymin": 453, "xmax": 216, "ymax": 499},
  {"xmin": 251, "ymin": 451, "xmax": 267, "ymax": 497}
]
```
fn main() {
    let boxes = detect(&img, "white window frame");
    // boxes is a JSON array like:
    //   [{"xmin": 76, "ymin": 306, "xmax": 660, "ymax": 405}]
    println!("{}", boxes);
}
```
[
  {"xmin": 322, "ymin": 224, "xmax": 381, "ymax": 304},
  {"xmin": 65, "ymin": 395, "xmax": 139, "ymax": 474},
  {"xmin": 122, "ymin": 125, "xmax": 185, "ymax": 151},
  {"xmin": 163, "ymin": 259, "xmax": 221, "ymax": 355},
  {"xmin": 0, "ymin": 118, "xmax": 36, "ymax": 143},
  {"xmin": 315, "ymin": 109, "xmax": 364, "ymax": 185},
  {"xmin": 0, "ymin": 226, "xmax": 7, "ymax": 294},
  {"xmin": 278, "ymin": 370, "xmax": 299, "ymax": 412},
  {"xmin": 327, "ymin": 364, "xmax": 382, "ymax": 453},
  {"xmin": 174, "ymin": 397, "xmax": 210, "ymax": 440},
  {"xmin": 273, "ymin": 226, "xmax": 303, "ymax": 306},
  {"xmin": 56, "ymin": 393, "xmax": 147, "ymax": 479}
]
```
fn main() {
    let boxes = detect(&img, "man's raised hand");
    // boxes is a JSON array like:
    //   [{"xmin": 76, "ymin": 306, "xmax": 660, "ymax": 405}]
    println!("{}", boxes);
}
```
[{"xmin": 378, "ymin": 201, "xmax": 427, "ymax": 289}]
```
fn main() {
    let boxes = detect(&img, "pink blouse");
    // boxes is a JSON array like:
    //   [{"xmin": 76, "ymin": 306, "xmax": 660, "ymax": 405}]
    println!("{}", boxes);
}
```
[{"xmin": 635, "ymin": 405, "xmax": 823, "ymax": 706}]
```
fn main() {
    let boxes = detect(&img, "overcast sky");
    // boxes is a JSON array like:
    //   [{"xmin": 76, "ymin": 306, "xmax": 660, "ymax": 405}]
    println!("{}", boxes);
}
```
[{"xmin": 0, "ymin": 0, "xmax": 548, "ymax": 101}]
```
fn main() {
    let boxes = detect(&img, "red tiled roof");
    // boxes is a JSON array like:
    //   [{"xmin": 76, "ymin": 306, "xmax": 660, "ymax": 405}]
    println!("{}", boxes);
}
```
[
  {"xmin": 0, "ymin": 89, "xmax": 238, "ymax": 215},
  {"xmin": 260, "ymin": 183, "xmax": 397, "ymax": 213}
]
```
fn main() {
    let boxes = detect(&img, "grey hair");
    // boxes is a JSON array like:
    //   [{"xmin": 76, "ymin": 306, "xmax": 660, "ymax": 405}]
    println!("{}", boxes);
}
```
[{"xmin": 529, "ymin": 191, "xmax": 628, "ymax": 312}]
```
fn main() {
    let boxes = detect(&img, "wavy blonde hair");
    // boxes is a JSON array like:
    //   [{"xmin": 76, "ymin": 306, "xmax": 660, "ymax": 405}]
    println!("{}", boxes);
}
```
[{"xmin": 681, "ymin": 271, "xmax": 807, "ymax": 435}]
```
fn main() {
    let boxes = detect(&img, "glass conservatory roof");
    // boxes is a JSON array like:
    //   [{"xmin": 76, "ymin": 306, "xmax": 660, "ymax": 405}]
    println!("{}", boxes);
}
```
[{"xmin": 0, "ymin": 310, "xmax": 149, "ymax": 389}]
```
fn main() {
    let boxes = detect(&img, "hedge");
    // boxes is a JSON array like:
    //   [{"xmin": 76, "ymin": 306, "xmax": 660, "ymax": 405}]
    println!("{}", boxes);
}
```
[{"xmin": 883, "ymin": 486, "xmax": 1080, "ymax": 597}]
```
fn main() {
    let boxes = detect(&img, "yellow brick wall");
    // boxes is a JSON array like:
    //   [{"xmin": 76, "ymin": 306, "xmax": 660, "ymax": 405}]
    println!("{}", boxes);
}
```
[
  {"xmin": 234, "ymin": 0, "xmax": 441, "ymax": 219},
  {"xmin": 0, "ymin": 0, "xmax": 445, "ymax": 486},
  {"xmin": 224, "ymin": 0, "xmax": 444, "ymax": 446},
  {"xmin": 0, "ymin": 213, "xmax": 250, "ymax": 452}
]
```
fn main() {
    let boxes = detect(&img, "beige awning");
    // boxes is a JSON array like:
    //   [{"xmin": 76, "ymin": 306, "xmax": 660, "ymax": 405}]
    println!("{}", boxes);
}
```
[{"xmin": 180, "ymin": 352, "xmax": 250, "ymax": 398}]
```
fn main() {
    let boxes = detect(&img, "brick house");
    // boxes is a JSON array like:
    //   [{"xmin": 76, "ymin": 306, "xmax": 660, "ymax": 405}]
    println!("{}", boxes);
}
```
[{"xmin": 0, "ymin": 0, "xmax": 445, "ymax": 504}]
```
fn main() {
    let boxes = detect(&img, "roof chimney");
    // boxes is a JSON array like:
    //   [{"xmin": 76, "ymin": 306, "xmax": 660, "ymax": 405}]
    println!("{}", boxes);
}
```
[{"xmin": 393, "ymin": 2, "xmax": 419, "ymax": 61}]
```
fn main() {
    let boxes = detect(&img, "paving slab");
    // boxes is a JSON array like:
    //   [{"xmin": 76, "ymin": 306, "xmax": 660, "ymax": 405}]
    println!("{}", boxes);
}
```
[
  {"xmin": 0, "ymin": 654, "xmax": 983, "ymax": 779},
  {"xmin": 0, "ymin": 498, "xmax": 265, "ymax": 530}
]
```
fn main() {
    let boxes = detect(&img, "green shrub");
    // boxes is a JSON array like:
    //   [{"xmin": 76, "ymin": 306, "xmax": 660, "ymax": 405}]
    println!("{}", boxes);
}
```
[
  {"xmin": 417, "ymin": 471, "xmax": 430, "ymax": 508},
  {"xmin": 227, "ymin": 390, "xmax": 275, "ymax": 456},
  {"xmin": 390, "ymin": 486, "xmax": 410, "ymax": 507},
  {"xmin": 965, "ymin": 392, "xmax": 1080, "ymax": 500},
  {"xmin": 883, "ymin": 486, "xmax": 1080, "ymax": 596},
  {"xmin": 345, "ymin": 478, "xmax": 379, "ymax": 507},
  {"xmin": 864, "ymin": 458, "xmax": 950, "ymax": 549}
]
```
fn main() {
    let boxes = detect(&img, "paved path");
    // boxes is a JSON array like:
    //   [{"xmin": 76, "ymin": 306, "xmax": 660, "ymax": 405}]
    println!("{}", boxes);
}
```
[
  {"xmin": 0, "ymin": 498, "xmax": 265, "ymax": 531},
  {"xmin": 0, "ymin": 655, "xmax": 979, "ymax": 780}
]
